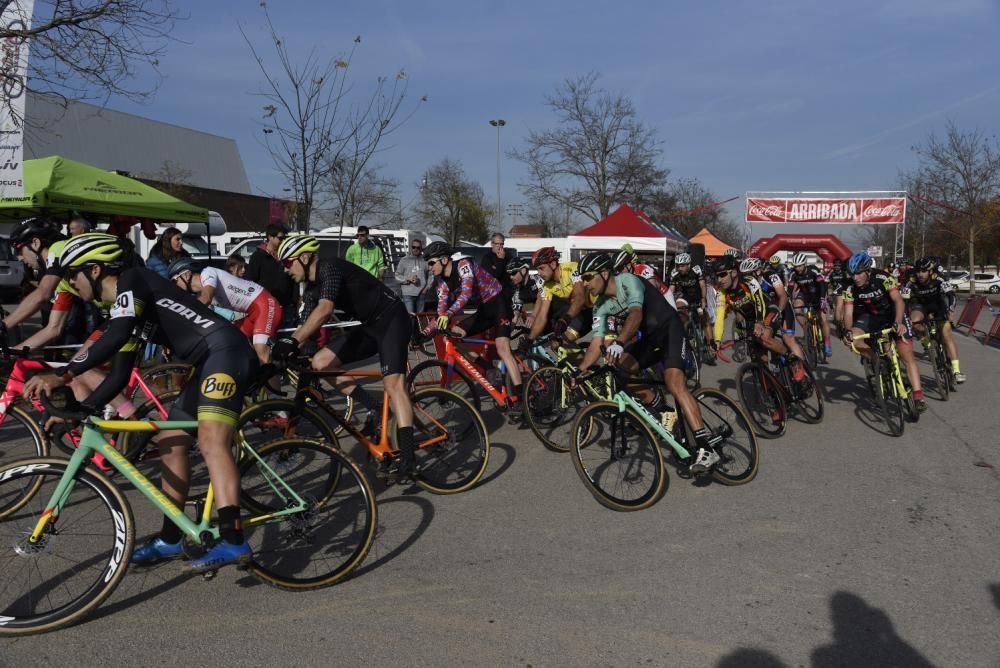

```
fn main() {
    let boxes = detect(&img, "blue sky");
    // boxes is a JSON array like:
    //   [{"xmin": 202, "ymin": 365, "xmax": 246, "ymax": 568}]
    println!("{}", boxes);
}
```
[{"xmin": 107, "ymin": 0, "xmax": 1000, "ymax": 237}]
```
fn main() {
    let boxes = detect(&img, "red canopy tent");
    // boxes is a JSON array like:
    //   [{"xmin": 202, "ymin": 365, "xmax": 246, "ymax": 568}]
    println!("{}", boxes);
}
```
[{"xmin": 571, "ymin": 204, "xmax": 687, "ymax": 255}]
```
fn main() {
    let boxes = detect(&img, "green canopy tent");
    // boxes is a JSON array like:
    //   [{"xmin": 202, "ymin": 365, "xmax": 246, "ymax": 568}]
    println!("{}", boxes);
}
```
[{"xmin": 0, "ymin": 156, "xmax": 208, "ymax": 225}]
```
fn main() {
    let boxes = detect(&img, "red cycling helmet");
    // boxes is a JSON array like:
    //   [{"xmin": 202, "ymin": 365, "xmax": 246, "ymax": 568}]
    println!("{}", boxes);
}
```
[{"xmin": 531, "ymin": 246, "xmax": 560, "ymax": 268}]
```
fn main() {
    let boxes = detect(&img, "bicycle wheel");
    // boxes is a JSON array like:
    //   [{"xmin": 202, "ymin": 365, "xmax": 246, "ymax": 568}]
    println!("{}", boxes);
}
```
[
  {"xmin": 237, "ymin": 399, "xmax": 339, "ymax": 453},
  {"xmin": 407, "ymin": 387, "xmax": 490, "ymax": 494},
  {"xmin": 693, "ymin": 389, "xmax": 759, "ymax": 485},
  {"xmin": 872, "ymin": 355, "xmax": 904, "ymax": 437},
  {"xmin": 116, "ymin": 390, "xmax": 181, "ymax": 463},
  {"xmin": 303, "ymin": 373, "xmax": 354, "ymax": 436},
  {"xmin": 571, "ymin": 402, "xmax": 666, "ymax": 511},
  {"xmin": 406, "ymin": 360, "xmax": 481, "ymax": 413},
  {"xmin": 736, "ymin": 363, "xmax": 786, "ymax": 438},
  {"xmin": 813, "ymin": 319, "xmax": 828, "ymax": 365},
  {"xmin": 0, "ymin": 404, "xmax": 48, "ymax": 468},
  {"xmin": 684, "ymin": 330, "xmax": 702, "ymax": 390},
  {"xmin": 899, "ymin": 369, "xmax": 920, "ymax": 424},
  {"xmin": 803, "ymin": 322, "xmax": 819, "ymax": 369},
  {"xmin": 524, "ymin": 366, "xmax": 591, "ymax": 453},
  {"xmin": 792, "ymin": 364, "xmax": 824, "ymax": 424},
  {"xmin": 926, "ymin": 342, "xmax": 949, "ymax": 402},
  {"xmin": 240, "ymin": 439, "xmax": 376, "ymax": 590},
  {"xmin": 130, "ymin": 363, "xmax": 192, "ymax": 402},
  {"xmin": 0, "ymin": 458, "xmax": 135, "ymax": 636}
]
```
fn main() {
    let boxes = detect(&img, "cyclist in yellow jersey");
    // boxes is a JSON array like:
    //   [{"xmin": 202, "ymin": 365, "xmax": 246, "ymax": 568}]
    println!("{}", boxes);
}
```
[{"xmin": 523, "ymin": 247, "xmax": 592, "ymax": 346}]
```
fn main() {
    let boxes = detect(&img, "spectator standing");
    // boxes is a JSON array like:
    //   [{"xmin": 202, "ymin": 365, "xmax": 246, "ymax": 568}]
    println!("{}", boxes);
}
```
[
  {"xmin": 67, "ymin": 213, "xmax": 91, "ymax": 237},
  {"xmin": 247, "ymin": 224, "xmax": 297, "ymax": 327},
  {"xmin": 345, "ymin": 225, "xmax": 385, "ymax": 279},
  {"xmin": 394, "ymin": 237, "xmax": 430, "ymax": 314},
  {"xmin": 480, "ymin": 232, "xmax": 511, "ymax": 283},
  {"xmin": 146, "ymin": 227, "xmax": 189, "ymax": 278}
]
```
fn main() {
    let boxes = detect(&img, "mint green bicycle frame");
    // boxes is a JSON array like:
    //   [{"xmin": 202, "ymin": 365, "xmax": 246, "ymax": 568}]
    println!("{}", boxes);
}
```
[
  {"xmin": 608, "ymin": 390, "xmax": 693, "ymax": 460},
  {"xmin": 27, "ymin": 418, "xmax": 307, "ymax": 545}
]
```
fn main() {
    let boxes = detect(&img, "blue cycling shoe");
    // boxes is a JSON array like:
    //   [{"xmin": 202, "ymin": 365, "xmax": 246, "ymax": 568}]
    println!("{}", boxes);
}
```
[
  {"xmin": 184, "ymin": 540, "xmax": 252, "ymax": 573},
  {"xmin": 824, "ymin": 344, "xmax": 833, "ymax": 357},
  {"xmin": 131, "ymin": 537, "xmax": 184, "ymax": 565}
]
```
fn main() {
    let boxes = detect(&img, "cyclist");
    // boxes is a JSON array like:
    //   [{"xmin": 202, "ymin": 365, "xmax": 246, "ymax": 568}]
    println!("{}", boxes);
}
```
[
  {"xmin": 613, "ymin": 244, "xmax": 673, "ymax": 302},
  {"xmin": 668, "ymin": 252, "xmax": 712, "ymax": 363},
  {"xmin": 903, "ymin": 256, "xmax": 964, "ymax": 383},
  {"xmin": 574, "ymin": 252, "xmax": 722, "ymax": 473},
  {"xmin": 841, "ymin": 251, "xmax": 927, "ymax": 412},
  {"xmin": 273, "ymin": 235, "xmax": 419, "ymax": 478},
  {"xmin": 2, "ymin": 218, "xmax": 68, "ymax": 335},
  {"xmin": 524, "ymin": 246, "xmax": 592, "ymax": 345},
  {"xmin": 168, "ymin": 258, "xmax": 282, "ymax": 364},
  {"xmin": 421, "ymin": 241, "xmax": 525, "ymax": 412},
  {"xmin": 742, "ymin": 256, "xmax": 806, "ymax": 364},
  {"xmin": 711, "ymin": 256, "xmax": 808, "ymax": 384},
  {"xmin": 505, "ymin": 256, "xmax": 540, "ymax": 324},
  {"xmin": 787, "ymin": 252, "xmax": 833, "ymax": 358},
  {"xmin": 825, "ymin": 258, "xmax": 851, "ymax": 334},
  {"xmin": 23, "ymin": 234, "xmax": 258, "ymax": 570}
]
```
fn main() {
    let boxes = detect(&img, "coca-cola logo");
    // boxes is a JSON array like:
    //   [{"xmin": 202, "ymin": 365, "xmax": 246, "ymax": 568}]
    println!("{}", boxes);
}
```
[
  {"xmin": 863, "ymin": 205, "xmax": 901, "ymax": 218},
  {"xmin": 748, "ymin": 205, "xmax": 783, "ymax": 217}
]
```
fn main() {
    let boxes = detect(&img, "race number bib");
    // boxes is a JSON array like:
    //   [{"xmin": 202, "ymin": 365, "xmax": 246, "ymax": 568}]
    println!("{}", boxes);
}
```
[
  {"xmin": 692, "ymin": 265, "xmax": 703, "ymax": 277},
  {"xmin": 458, "ymin": 261, "xmax": 473, "ymax": 278},
  {"xmin": 110, "ymin": 291, "xmax": 137, "ymax": 319}
]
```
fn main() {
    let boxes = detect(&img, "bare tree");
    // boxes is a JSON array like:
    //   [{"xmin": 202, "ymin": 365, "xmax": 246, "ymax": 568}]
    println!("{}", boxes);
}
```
[
  {"xmin": 328, "ymin": 160, "xmax": 400, "ymax": 227},
  {"xmin": 241, "ymin": 3, "xmax": 423, "ymax": 231},
  {"xmin": 644, "ymin": 178, "xmax": 743, "ymax": 246},
  {"xmin": 911, "ymin": 121, "xmax": 1000, "ymax": 292},
  {"xmin": 1, "ymin": 0, "xmax": 181, "ymax": 122},
  {"xmin": 524, "ymin": 197, "xmax": 579, "ymax": 237},
  {"xmin": 415, "ymin": 158, "xmax": 489, "ymax": 245},
  {"xmin": 512, "ymin": 72, "xmax": 668, "ymax": 223}
]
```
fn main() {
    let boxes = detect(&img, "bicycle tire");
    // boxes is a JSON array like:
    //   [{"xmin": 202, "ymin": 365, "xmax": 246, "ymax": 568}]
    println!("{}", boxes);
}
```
[
  {"xmin": 236, "ymin": 399, "xmax": 340, "ymax": 452},
  {"xmin": 300, "ymin": 372, "xmax": 354, "ymax": 436},
  {"xmin": 0, "ymin": 406, "xmax": 48, "ymax": 515},
  {"xmin": 693, "ymin": 389, "xmax": 760, "ymax": 486},
  {"xmin": 523, "ymin": 366, "xmax": 592, "ymax": 453},
  {"xmin": 926, "ymin": 342, "xmax": 949, "ymax": 402},
  {"xmin": 0, "ymin": 458, "xmax": 135, "ymax": 636},
  {"xmin": 240, "ymin": 439, "xmax": 376, "ymax": 590},
  {"xmin": 872, "ymin": 354, "xmax": 903, "ymax": 436},
  {"xmin": 571, "ymin": 401, "xmax": 666, "ymax": 511},
  {"xmin": 803, "ymin": 323, "xmax": 819, "ymax": 369},
  {"xmin": 406, "ymin": 360, "xmax": 481, "ymax": 413},
  {"xmin": 793, "ymin": 364, "xmax": 824, "ymax": 424},
  {"xmin": 406, "ymin": 386, "xmax": 490, "ymax": 494},
  {"xmin": 736, "ymin": 363, "xmax": 786, "ymax": 438},
  {"xmin": 813, "ymin": 318, "xmax": 828, "ymax": 365}
]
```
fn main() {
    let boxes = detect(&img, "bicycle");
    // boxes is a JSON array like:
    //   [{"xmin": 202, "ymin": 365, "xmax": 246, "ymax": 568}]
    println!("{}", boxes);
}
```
[
  {"xmin": 0, "ymin": 390, "xmax": 378, "ymax": 635},
  {"xmin": 406, "ymin": 327, "xmax": 546, "ymax": 420},
  {"xmin": 735, "ymin": 334, "xmax": 823, "ymax": 438},
  {"xmin": 676, "ymin": 305, "xmax": 707, "ymax": 388},
  {"xmin": 570, "ymin": 366, "xmax": 759, "ymax": 511},
  {"xmin": 916, "ymin": 319, "xmax": 956, "ymax": 401},
  {"xmin": 800, "ymin": 306, "xmax": 828, "ymax": 368},
  {"xmin": 522, "ymin": 335, "xmax": 615, "ymax": 453},
  {"xmin": 850, "ymin": 328, "xmax": 919, "ymax": 437},
  {"xmin": 238, "ymin": 358, "xmax": 490, "ymax": 494}
]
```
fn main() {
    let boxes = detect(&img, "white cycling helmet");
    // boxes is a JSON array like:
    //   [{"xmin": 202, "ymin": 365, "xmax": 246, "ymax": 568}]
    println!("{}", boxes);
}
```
[
  {"xmin": 791, "ymin": 252, "xmax": 809, "ymax": 267},
  {"xmin": 675, "ymin": 252, "xmax": 692, "ymax": 265},
  {"xmin": 739, "ymin": 257, "xmax": 763, "ymax": 274}
]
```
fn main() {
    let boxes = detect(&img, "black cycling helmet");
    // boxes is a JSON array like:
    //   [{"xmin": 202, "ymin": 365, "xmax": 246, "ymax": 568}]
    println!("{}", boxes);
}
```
[
  {"xmin": 613, "ymin": 249, "xmax": 634, "ymax": 273},
  {"xmin": 578, "ymin": 252, "xmax": 613, "ymax": 275},
  {"xmin": 167, "ymin": 257, "xmax": 202, "ymax": 279},
  {"xmin": 914, "ymin": 256, "xmax": 935, "ymax": 272},
  {"xmin": 10, "ymin": 217, "xmax": 64, "ymax": 249},
  {"xmin": 423, "ymin": 241, "xmax": 452, "ymax": 260},
  {"xmin": 712, "ymin": 255, "xmax": 739, "ymax": 274},
  {"xmin": 506, "ymin": 257, "xmax": 530, "ymax": 273}
]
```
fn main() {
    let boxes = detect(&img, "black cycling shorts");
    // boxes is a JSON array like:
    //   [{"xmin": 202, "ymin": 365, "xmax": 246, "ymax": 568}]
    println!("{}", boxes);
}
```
[
  {"xmin": 170, "ymin": 330, "xmax": 259, "ymax": 427},
  {"xmin": 625, "ymin": 315, "xmax": 688, "ymax": 371},
  {"xmin": 326, "ymin": 300, "xmax": 412, "ymax": 376},
  {"xmin": 779, "ymin": 303, "xmax": 796, "ymax": 336},
  {"xmin": 542, "ymin": 298, "xmax": 592, "ymax": 339},
  {"xmin": 854, "ymin": 312, "xmax": 913, "ymax": 340},
  {"xmin": 457, "ymin": 295, "xmax": 513, "ymax": 339},
  {"xmin": 908, "ymin": 304, "xmax": 948, "ymax": 323}
]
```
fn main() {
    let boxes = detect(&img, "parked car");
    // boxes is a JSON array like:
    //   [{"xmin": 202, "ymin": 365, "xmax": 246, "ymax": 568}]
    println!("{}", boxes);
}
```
[
  {"xmin": 948, "ymin": 271, "xmax": 1000, "ymax": 293},
  {"xmin": 0, "ymin": 236, "xmax": 25, "ymax": 302}
]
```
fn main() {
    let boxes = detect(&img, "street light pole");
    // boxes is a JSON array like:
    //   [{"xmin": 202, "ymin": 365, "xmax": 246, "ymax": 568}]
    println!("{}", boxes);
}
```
[{"xmin": 489, "ymin": 119, "xmax": 506, "ymax": 231}]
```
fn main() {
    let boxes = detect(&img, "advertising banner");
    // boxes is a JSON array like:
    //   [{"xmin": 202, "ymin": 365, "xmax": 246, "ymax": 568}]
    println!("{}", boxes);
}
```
[
  {"xmin": 746, "ymin": 197, "xmax": 906, "ymax": 224},
  {"xmin": 0, "ymin": 0, "xmax": 35, "ymax": 199}
]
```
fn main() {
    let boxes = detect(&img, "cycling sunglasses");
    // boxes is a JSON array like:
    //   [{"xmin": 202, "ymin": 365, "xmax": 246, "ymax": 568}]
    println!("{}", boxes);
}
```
[
  {"xmin": 426, "ymin": 258, "xmax": 444, "ymax": 268},
  {"xmin": 714, "ymin": 271, "xmax": 731, "ymax": 279},
  {"xmin": 580, "ymin": 272, "xmax": 599, "ymax": 282}
]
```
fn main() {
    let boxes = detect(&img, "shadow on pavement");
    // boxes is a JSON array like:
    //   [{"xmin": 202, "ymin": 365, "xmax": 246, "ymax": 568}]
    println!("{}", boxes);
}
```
[
  {"xmin": 89, "ymin": 537, "xmax": 195, "ymax": 620},
  {"xmin": 475, "ymin": 442, "xmax": 516, "ymax": 488},
  {"xmin": 810, "ymin": 591, "xmax": 936, "ymax": 668},
  {"xmin": 715, "ymin": 648, "xmax": 787, "ymax": 667},
  {"xmin": 989, "ymin": 583, "xmax": 1000, "ymax": 612},
  {"xmin": 353, "ymin": 494, "xmax": 435, "ymax": 577}
]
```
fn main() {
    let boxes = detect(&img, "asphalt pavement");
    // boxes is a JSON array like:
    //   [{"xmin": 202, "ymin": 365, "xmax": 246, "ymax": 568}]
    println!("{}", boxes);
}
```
[{"xmin": 2, "ymin": 325, "xmax": 999, "ymax": 667}]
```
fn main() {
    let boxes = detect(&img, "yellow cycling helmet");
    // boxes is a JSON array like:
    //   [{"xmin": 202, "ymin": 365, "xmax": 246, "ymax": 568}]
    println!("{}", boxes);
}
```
[
  {"xmin": 277, "ymin": 235, "xmax": 321, "ymax": 262},
  {"xmin": 59, "ymin": 233, "xmax": 123, "ymax": 269},
  {"xmin": 768, "ymin": 254, "xmax": 782, "ymax": 265}
]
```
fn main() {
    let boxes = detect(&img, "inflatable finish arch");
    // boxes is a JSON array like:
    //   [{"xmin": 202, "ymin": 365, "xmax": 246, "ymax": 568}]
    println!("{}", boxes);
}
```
[{"xmin": 747, "ymin": 234, "xmax": 853, "ymax": 267}]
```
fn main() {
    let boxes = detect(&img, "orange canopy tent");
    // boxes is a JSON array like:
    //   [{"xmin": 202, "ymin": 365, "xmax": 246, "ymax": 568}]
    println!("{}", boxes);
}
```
[{"xmin": 689, "ymin": 227, "xmax": 736, "ymax": 257}]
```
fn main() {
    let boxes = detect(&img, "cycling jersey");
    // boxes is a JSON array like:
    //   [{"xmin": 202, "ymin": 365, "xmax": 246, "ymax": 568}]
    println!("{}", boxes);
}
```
[
  {"xmin": 200, "ymin": 267, "xmax": 281, "ymax": 345},
  {"xmin": 541, "ymin": 262, "xmax": 580, "ymax": 301},
  {"xmin": 507, "ymin": 275, "xmax": 539, "ymax": 313},
  {"xmin": 714, "ymin": 277, "xmax": 780, "ymax": 341},
  {"xmin": 843, "ymin": 271, "xmax": 898, "ymax": 320},
  {"xmin": 301, "ymin": 258, "xmax": 399, "ymax": 326},
  {"xmin": 669, "ymin": 265, "xmax": 705, "ymax": 304},
  {"xmin": 826, "ymin": 268, "xmax": 851, "ymax": 296},
  {"xmin": 759, "ymin": 270, "xmax": 795, "ymax": 335},
  {"xmin": 64, "ymin": 267, "xmax": 256, "ymax": 425},
  {"xmin": 435, "ymin": 258, "xmax": 503, "ymax": 317},
  {"xmin": 628, "ymin": 263, "xmax": 670, "ymax": 297},
  {"xmin": 787, "ymin": 266, "xmax": 827, "ymax": 304},
  {"xmin": 903, "ymin": 274, "xmax": 954, "ymax": 319},
  {"xmin": 592, "ymin": 273, "xmax": 686, "ymax": 369}
]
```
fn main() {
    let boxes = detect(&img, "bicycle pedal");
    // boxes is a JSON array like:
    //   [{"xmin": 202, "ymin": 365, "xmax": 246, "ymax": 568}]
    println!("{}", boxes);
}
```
[{"xmin": 201, "ymin": 569, "xmax": 218, "ymax": 581}]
